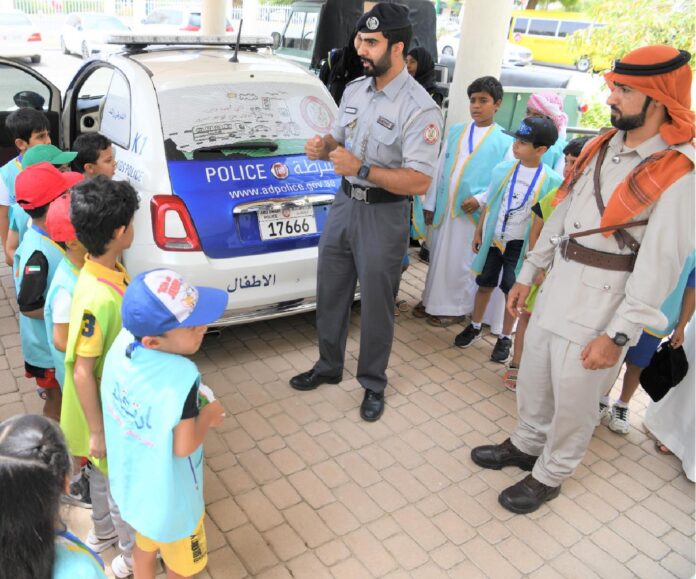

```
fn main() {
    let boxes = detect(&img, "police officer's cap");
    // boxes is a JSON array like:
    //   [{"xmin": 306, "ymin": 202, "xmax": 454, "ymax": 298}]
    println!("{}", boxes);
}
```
[{"xmin": 356, "ymin": 3, "xmax": 411, "ymax": 34}]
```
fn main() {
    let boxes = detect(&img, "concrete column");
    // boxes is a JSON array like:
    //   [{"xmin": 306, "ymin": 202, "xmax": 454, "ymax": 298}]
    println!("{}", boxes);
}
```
[
  {"xmin": 446, "ymin": 0, "xmax": 514, "ymax": 129},
  {"xmin": 243, "ymin": 0, "xmax": 259, "ymax": 30},
  {"xmin": 201, "ymin": 0, "xmax": 227, "ymax": 35}
]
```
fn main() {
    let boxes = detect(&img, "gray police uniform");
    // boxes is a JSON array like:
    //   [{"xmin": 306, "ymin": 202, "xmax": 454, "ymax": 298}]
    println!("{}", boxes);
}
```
[{"xmin": 313, "ymin": 66, "xmax": 442, "ymax": 393}]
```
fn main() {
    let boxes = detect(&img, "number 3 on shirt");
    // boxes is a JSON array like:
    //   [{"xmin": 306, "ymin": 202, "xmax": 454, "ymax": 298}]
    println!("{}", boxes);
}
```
[{"xmin": 81, "ymin": 313, "xmax": 96, "ymax": 338}]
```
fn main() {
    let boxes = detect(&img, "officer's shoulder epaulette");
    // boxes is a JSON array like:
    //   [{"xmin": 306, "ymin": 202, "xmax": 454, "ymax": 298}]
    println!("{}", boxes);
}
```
[
  {"xmin": 407, "ymin": 78, "xmax": 440, "ymax": 111},
  {"xmin": 345, "ymin": 75, "xmax": 367, "ymax": 87}
]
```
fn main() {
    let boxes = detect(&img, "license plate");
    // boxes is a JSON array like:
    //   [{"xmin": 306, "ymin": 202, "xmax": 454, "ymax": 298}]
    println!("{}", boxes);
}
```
[{"xmin": 257, "ymin": 205, "xmax": 317, "ymax": 240}]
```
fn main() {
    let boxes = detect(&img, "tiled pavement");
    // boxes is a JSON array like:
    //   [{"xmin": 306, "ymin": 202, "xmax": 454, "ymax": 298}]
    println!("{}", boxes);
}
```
[{"xmin": 1, "ymin": 254, "xmax": 694, "ymax": 579}]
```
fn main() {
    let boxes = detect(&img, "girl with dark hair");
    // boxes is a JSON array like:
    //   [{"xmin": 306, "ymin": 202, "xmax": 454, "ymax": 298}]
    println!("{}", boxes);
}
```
[
  {"xmin": 0, "ymin": 414, "xmax": 105, "ymax": 579},
  {"xmin": 406, "ymin": 47, "xmax": 443, "ymax": 107}
]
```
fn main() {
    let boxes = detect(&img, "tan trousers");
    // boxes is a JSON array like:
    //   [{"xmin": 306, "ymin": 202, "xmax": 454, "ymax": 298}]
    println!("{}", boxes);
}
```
[{"xmin": 510, "ymin": 317, "xmax": 625, "ymax": 487}]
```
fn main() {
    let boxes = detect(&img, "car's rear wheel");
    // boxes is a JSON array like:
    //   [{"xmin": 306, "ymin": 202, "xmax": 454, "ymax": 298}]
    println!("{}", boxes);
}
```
[
  {"xmin": 60, "ymin": 36, "xmax": 69, "ymax": 54},
  {"xmin": 30, "ymin": 55, "xmax": 41, "ymax": 64},
  {"xmin": 442, "ymin": 45, "xmax": 454, "ymax": 56},
  {"xmin": 81, "ymin": 41, "xmax": 90, "ymax": 60},
  {"xmin": 576, "ymin": 56, "xmax": 591, "ymax": 73}
]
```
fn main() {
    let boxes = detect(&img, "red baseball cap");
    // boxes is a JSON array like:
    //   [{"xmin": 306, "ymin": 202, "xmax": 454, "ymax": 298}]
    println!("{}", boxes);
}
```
[
  {"xmin": 45, "ymin": 193, "xmax": 77, "ymax": 242},
  {"xmin": 15, "ymin": 162, "xmax": 83, "ymax": 210}
]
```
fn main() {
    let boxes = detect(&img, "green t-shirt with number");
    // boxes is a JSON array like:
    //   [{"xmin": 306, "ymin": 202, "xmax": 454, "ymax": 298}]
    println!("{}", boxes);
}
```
[{"xmin": 59, "ymin": 258, "xmax": 129, "ymax": 473}]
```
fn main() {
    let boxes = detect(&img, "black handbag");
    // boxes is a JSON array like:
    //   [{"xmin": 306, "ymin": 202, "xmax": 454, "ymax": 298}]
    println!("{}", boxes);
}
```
[{"xmin": 640, "ymin": 342, "xmax": 689, "ymax": 402}]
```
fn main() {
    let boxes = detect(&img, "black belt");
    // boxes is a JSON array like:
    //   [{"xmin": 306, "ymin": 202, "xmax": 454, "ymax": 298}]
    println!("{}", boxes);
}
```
[{"xmin": 342, "ymin": 179, "xmax": 404, "ymax": 204}]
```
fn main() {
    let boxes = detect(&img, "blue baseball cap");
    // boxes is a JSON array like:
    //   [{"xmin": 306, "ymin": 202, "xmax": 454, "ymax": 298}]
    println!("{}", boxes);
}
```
[
  {"xmin": 122, "ymin": 269, "xmax": 228, "ymax": 337},
  {"xmin": 503, "ymin": 116, "xmax": 558, "ymax": 148}
]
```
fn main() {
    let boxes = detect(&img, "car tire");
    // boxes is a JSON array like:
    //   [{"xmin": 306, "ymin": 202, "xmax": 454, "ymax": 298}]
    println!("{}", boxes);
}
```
[
  {"xmin": 60, "ymin": 36, "xmax": 69, "ymax": 55},
  {"xmin": 576, "ymin": 56, "xmax": 591, "ymax": 73},
  {"xmin": 442, "ymin": 45, "xmax": 454, "ymax": 56},
  {"xmin": 81, "ymin": 41, "xmax": 90, "ymax": 60},
  {"xmin": 31, "ymin": 55, "xmax": 41, "ymax": 64}
]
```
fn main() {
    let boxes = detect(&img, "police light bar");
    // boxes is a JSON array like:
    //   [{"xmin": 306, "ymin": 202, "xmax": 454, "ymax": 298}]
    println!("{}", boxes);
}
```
[{"xmin": 106, "ymin": 34, "xmax": 273, "ymax": 48}]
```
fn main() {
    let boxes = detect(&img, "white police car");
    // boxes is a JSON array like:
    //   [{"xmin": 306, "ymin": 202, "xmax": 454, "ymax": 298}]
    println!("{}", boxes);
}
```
[{"xmin": 0, "ymin": 36, "xmax": 341, "ymax": 325}]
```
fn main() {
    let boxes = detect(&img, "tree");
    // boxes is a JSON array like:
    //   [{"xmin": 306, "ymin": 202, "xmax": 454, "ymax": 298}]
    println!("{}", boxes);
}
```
[
  {"xmin": 523, "ymin": 0, "xmax": 582, "ymax": 10},
  {"xmin": 571, "ymin": 0, "xmax": 695, "ymax": 71}
]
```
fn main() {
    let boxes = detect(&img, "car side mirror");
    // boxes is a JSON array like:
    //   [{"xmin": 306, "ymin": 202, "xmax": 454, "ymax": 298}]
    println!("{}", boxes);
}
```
[{"xmin": 271, "ymin": 31, "xmax": 281, "ymax": 50}]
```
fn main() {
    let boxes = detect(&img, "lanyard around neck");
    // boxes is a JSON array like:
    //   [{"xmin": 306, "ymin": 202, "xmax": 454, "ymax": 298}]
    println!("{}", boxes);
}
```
[
  {"xmin": 55, "ymin": 529, "xmax": 105, "ymax": 569},
  {"xmin": 502, "ymin": 163, "xmax": 543, "ymax": 234}
]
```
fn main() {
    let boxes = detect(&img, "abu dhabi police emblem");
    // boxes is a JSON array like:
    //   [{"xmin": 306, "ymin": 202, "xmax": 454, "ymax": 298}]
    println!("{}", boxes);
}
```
[
  {"xmin": 423, "ymin": 123, "xmax": 440, "ymax": 145},
  {"xmin": 271, "ymin": 162, "xmax": 289, "ymax": 180},
  {"xmin": 366, "ymin": 16, "xmax": 379, "ymax": 30}
]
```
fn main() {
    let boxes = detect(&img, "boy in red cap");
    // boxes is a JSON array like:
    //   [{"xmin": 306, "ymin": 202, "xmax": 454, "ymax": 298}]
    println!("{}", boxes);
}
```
[{"xmin": 14, "ymin": 162, "xmax": 83, "ymax": 421}]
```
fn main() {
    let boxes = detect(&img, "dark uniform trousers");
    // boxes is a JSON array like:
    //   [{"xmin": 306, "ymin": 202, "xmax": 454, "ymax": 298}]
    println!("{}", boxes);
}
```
[{"xmin": 313, "ymin": 190, "xmax": 410, "ymax": 393}]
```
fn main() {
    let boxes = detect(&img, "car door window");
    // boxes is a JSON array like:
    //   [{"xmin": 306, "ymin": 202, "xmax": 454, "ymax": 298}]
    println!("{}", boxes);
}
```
[
  {"xmin": 144, "ymin": 10, "xmax": 165, "ymax": 24},
  {"xmin": 100, "ymin": 70, "xmax": 131, "ymax": 149},
  {"xmin": 528, "ymin": 19, "xmax": 559, "ymax": 37},
  {"xmin": 0, "ymin": 64, "xmax": 52, "ymax": 111},
  {"xmin": 282, "ymin": 11, "xmax": 305, "ymax": 49},
  {"xmin": 557, "ymin": 21, "xmax": 591, "ymax": 37}
]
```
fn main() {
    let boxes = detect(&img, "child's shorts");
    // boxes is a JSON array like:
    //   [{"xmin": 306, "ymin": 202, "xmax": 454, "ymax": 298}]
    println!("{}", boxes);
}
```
[
  {"xmin": 625, "ymin": 332, "xmax": 663, "ymax": 369},
  {"xmin": 25, "ymin": 362, "xmax": 59, "ymax": 390},
  {"xmin": 136, "ymin": 515, "xmax": 207, "ymax": 576},
  {"xmin": 475, "ymin": 239, "xmax": 523, "ymax": 294}
]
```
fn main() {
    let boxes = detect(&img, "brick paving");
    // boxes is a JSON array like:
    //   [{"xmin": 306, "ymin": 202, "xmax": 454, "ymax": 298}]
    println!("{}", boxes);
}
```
[{"xmin": 0, "ymin": 254, "xmax": 694, "ymax": 578}]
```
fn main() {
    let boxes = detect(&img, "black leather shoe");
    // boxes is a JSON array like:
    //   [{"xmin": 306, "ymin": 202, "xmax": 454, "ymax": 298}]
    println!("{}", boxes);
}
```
[
  {"xmin": 289, "ymin": 370, "xmax": 342, "ymax": 391},
  {"xmin": 499, "ymin": 474, "xmax": 561, "ymax": 514},
  {"xmin": 471, "ymin": 438, "xmax": 538, "ymax": 471},
  {"xmin": 360, "ymin": 389, "xmax": 384, "ymax": 422}
]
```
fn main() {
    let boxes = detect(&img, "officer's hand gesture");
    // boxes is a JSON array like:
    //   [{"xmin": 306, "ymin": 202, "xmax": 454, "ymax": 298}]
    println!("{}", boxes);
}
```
[
  {"xmin": 580, "ymin": 334, "xmax": 622, "ymax": 370},
  {"xmin": 507, "ymin": 283, "xmax": 531, "ymax": 319},
  {"xmin": 305, "ymin": 135, "xmax": 326, "ymax": 160},
  {"xmin": 329, "ymin": 146, "xmax": 361, "ymax": 177}
]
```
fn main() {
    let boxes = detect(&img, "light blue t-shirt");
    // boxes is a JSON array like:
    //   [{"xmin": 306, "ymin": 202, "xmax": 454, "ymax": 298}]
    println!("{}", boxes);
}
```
[
  {"xmin": 45, "ymin": 258, "xmax": 79, "ymax": 388},
  {"xmin": 14, "ymin": 224, "xmax": 65, "ymax": 368},
  {"xmin": 101, "ymin": 328, "xmax": 205, "ymax": 543},
  {"xmin": 53, "ymin": 530, "xmax": 105, "ymax": 579},
  {"xmin": 0, "ymin": 155, "xmax": 21, "ymax": 206}
]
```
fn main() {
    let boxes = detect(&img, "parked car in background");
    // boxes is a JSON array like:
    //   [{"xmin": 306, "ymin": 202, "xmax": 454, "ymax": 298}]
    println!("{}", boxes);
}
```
[
  {"xmin": 60, "ymin": 13, "xmax": 130, "ymax": 59},
  {"xmin": 509, "ymin": 10, "xmax": 611, "ymax": 72},
  {"xmin": 0, "ymin": 10, "xmax": 42, "ymax": 64},
  {"xmin": 137, "ymin": 9, "xmax": 234, "ymax": 33},
  {"xmin": 438, "ymin": 32, "xmax": 532, "ymax": 67},
  {"xmin": 1, "ymin": 35, "xmax": 340, "ymax": 326}
]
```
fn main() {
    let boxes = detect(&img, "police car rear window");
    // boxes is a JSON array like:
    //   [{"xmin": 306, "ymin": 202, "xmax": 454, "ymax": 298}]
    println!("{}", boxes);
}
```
[{"xmin": 158, "ymin": 83, "xmax": 335, "ymax": 161}]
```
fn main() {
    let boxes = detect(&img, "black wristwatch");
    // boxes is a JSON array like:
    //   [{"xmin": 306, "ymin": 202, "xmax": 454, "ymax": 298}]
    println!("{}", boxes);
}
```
[
  {"xmin": 610, "ymin": 332, "xmax": 629, "ymax": 347},
  {"xmin": 358, "ymin": 164, "xmax": 371, "ymax": 180}
]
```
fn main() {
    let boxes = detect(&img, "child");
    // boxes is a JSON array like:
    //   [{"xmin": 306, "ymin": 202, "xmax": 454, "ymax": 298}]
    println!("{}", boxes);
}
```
[
  {"xmin": 14, "ymin": 163, "xmax": 84, "ymax": 421},
  {"xmin": 504, "ymin": 136, "xmax": 590, "ymax": 390},
  {"xmin": 0, "ymin": 414, "xmax": 106, "ymax": 579},
  {"xmin": 412, "ymin": 76, "xmax": 512, "ymax": 328},
  {"xmin": 102, "ymin": 269, "xmax": 227, "ymax": 578},
  {"xmin": 524, "ymin": 92, "xmax": 569, "ymax": 174},
  {"xmin": 44, "ymin": 193, "xmax": 92, "ymax": 508},
  {"xmin": 72, "ymin": 133, "xmax": 117, "ymax": 179},
  {"xmin": 457, "ymin": 117, "xmax": 563, "ymax": 363},
  {"xmin": 601, "ymin": 265, "xmax": 695, "ymax": 434},
  {"xmin": 6, "ymin": 144, "xmax": 79, "ymax": 267},
  {"xmin": 59, "ymin": 176, "xmax": 139, "ymax": 578},
  {"xmin": 0, "ymin": 107, "xmax": 51, "ymax": 265}
]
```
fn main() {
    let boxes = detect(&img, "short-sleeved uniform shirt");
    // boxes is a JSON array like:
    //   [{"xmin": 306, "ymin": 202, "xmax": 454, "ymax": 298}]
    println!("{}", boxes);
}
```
[{"xmin": 332, "ymin": 66, "xmax": 442, "ymax": 184}]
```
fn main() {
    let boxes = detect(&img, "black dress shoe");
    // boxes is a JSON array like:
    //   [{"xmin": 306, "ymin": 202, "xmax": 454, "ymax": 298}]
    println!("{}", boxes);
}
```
[
  {"xmin": 289, "ymin": 370, "xmax": 342, "ymax": 391},
  {"xmin": 498, "ymin": 474, "xmax": 561, "ymax": 514},
  {"xmin": 360, "ymin": 389, "xmax": 384, "ymax": 422},
  {"xmin": 471, "ymin": 438, "xmax": 538, "ymax": 471}
]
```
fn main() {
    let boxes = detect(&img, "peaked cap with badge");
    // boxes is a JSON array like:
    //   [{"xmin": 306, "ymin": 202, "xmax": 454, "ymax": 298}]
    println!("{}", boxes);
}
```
[{"xmin": 356, "ymin": 3, "xmax": 411, "ymax": 34}]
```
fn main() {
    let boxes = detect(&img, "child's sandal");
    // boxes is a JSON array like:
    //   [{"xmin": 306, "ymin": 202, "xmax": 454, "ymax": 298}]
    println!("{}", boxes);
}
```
[{"xmin": 503, "ymin": 364, "xmax": 519, "ymax": 392}]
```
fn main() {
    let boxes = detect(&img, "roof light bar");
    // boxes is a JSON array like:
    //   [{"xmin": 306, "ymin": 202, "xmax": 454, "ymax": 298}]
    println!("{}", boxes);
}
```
[{"xmin": 106, "ymin": 34, "xmax": 273, "ymax": 48}]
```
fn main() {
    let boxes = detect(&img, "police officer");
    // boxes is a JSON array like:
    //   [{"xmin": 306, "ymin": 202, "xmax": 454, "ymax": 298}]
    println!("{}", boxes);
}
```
[{"xmin": 289, "ymin": 3, "xmax": 443, "ymax": 421}]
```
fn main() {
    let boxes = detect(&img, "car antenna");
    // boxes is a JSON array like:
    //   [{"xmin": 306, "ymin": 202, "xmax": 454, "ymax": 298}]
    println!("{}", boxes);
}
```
[{"xmin": 230, "ymin": 19, "xmax": 243, "ymax": 62}]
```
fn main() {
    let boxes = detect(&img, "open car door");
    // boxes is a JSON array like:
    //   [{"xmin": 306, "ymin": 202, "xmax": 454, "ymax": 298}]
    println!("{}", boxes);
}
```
[{"xmin": 0, "ymin": 58, "xmax": 62, "ymax": 166}]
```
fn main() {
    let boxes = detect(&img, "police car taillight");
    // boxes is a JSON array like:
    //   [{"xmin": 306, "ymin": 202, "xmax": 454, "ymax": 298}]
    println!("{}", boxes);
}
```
[{"xmin": 151, "ymin": 195, "xmax": 202, "ymax": 251}]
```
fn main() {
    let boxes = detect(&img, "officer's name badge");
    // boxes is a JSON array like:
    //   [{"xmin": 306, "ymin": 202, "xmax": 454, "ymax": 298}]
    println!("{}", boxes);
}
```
[
  {"xmin": 377, "ymin": 116, "xmax": 395, "ymax": 130},
  {"xmin": 345, "ymin": 107, "xmax": 358, "ymax": 114}
]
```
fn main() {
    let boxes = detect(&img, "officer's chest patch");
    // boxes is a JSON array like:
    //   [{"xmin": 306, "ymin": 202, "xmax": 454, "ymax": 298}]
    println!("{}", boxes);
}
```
[
  {"xmin": 423, "ymin": 123, "xmax": 440, "ymax": 145},
  {"xmin": 377, "ymin": 116, "xmax": 395, "ymax": 130}
]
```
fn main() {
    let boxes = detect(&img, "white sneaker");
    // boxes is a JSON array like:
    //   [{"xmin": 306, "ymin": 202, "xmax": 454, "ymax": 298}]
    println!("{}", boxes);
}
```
[
  {"xmin": 111, "ymin": 553, "xmax": 133, "ymax": 578},
  {"xmin": 598, "ymin": 401, "xmax": 612, "ymax": 426},
  {"xmin": 85, "ymin": 529, "xmax": 119, "ymax": 553},
  {"xmin": 608, "ymin": 404, "xmax": 630, "ymax": 434}
]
